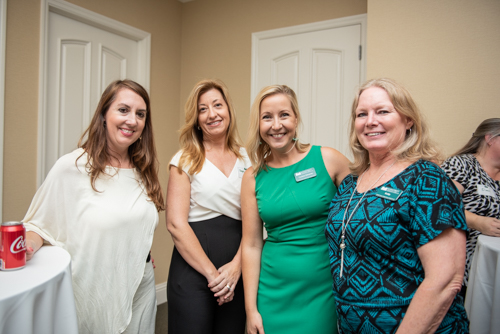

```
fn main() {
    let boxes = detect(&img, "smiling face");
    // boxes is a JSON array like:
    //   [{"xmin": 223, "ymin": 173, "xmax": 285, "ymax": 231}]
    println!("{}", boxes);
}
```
[
  {"xmin": 197, "ymin": 88, "xmax": 230, "ymax": 141},
  {"xmin": 104, "ymin": 88, "xmax": 146, "ymax": 157},
  {"xmin": 259, "ymin": 93, "xmax": 298, "ymax": 152},
  {"xmin": 355, "ymin": 86, "xmax": 413, "ymax": 158}
]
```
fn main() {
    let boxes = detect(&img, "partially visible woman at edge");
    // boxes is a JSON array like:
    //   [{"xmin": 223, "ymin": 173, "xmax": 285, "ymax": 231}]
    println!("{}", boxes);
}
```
[
  {"xmin": 441, "ymin": 118, "xmax": 500, "ymax": 298},
  {"xmin": 23, "ymin": 79, "xmax": 164, "ymax": 334},
  {"xmin": 166, "ymin": 79, "xmax": 250, "ymax": 333},
  {"xmin": 241, "ymin": 85, "xmax": 350, "ymax": 334},
  {"xmin": 325, "ymin": 78, "xmax": 469, "ymax": 333}
]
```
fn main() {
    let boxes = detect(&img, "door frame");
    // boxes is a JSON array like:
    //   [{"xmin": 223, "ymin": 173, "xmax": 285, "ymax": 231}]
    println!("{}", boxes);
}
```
[
  {"xmin": 0, "ymin": 0, "xmax": 6, "ymax": 218},
  {"xmin": 38, "ymin": 0, "xmax": 151, "ymax": 185},
  {"xmin": 250, "ymin": 14, "xmax": 367, "ymax": 101}
]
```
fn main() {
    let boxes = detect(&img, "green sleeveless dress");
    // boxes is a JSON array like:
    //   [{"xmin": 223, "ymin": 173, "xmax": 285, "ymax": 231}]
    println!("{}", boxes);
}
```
[{"xmin": 255, "ymin": 145, "xmax": 338, "ymax": 333}]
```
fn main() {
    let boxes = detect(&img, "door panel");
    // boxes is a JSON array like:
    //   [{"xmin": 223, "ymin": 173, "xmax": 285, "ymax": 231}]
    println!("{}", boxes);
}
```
[
  {"xmin": 253, "ymin": 19, "xmax": 365, "ymax": 158},
  {"xmin": 43, "ymin": 11, "xmax": 140, "ymax": 179}
]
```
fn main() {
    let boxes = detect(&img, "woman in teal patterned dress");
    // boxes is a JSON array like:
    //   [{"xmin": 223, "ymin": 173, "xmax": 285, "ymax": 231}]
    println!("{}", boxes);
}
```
[
  {"xmin": 241, "ymin": 85, "xmax": 350, "ymax": 333},
  {"xmin": 325, "ymin": 78, "xmax": 469, "ymax": 333}
]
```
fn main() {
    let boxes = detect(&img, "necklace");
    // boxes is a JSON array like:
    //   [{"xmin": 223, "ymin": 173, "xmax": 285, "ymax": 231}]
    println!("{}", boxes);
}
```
[
  {"xmin": 284, "ymin": 140, "xmax": 296, "ymax": 154},
  {"xmin": 339, "ymin": 161, "xmax": 396, "ymax": 278}
]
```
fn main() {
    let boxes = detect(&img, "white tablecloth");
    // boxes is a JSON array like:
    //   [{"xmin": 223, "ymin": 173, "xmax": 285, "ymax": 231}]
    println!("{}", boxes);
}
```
[
  {"xmin": 0, "ymin": 246, "xmax": 78, "ymax": 334},
  {"xmin": 465, "ymin": 235, "xmax": 500, "ymax": 334}
]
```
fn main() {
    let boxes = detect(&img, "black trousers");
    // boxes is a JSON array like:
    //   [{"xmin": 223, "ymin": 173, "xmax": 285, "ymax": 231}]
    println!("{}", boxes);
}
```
[{"xmin": 167, "ymin": 215, "xmax": 246, "ymax": 334}]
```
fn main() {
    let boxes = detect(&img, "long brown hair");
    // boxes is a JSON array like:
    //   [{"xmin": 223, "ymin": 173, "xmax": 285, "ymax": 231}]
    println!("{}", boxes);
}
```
[
  {"xmin": 453, "ymin": 118, "xmax": 500, "ymax": 156},
  {"xmin": 77, "ymin": 79, "xmax": 165, "ymax": 211},
  {"xmin": 177, "ymin": 79, "xmax": 242, "ymax": 174},
  {"xmin": 349, "ymin": 78, "xmax": 441, "ymax": 175}
]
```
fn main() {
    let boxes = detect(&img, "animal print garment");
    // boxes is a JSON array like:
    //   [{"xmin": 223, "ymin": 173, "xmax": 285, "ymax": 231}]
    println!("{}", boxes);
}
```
[{"xmin": 441, "ymin": 154, "xmax": 500, "ymax": 286}]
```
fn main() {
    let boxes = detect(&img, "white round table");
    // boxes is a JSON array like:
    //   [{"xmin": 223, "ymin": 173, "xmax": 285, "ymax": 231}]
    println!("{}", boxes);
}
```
[
  {"xmin": 0, "ymin": 246, "xmax": 78, "ymax": 334},
  {"xmin": 465, "ymin": 235, "xmax": 500, "ymax": 334}
]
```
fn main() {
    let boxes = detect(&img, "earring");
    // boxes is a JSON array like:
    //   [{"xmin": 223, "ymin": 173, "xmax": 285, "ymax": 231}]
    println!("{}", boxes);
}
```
[
  {"xmin": 139, "ymin": 136, "xmax": 142, "ymax": 140},
  {"xmin": 292, "ymin": 131, "xmax": 298, "ymax": 141},
  {"xmin": 103, "ymin": 121, "xmax": 107, "ymax": 128},
  {"xmin": 197, "ymin": 126, "xmax": 200, "ymax": 130}
]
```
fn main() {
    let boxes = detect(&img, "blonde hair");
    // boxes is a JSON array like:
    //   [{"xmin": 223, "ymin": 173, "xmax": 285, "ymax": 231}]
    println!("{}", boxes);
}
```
[
  {"xmin": 246, "ymin": 85, "xmax": 309, "ymax": 174},
  {"xmin": 177, "ymin": 79, "xmax": 242, "ymax": 174},
  {"xmin": 349, "ymin": 78, "xmax": 442, "ymax": 175},
  {"xmin": 453, "ymin": 118, "xmax": 500, "ymax": 156}
]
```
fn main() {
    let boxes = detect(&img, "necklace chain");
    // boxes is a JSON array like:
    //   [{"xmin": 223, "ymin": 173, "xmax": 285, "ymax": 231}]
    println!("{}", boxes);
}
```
[
  {"xmin": 284, "ymin": 140, "xmax": 296, "ymax": 154},
  {"xmin": 339, "ymin": 161, "xmax": 396, "ymax": 278}
]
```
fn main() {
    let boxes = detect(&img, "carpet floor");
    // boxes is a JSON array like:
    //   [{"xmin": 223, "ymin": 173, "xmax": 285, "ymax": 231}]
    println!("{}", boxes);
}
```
[{"xmin": 155, "ymin": 302, "xmax": 168, "ymax": 334}]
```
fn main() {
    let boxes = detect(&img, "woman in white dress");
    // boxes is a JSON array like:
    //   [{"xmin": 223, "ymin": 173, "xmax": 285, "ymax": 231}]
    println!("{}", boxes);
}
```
[
  {"xmin": 166, "ymin": 79, "xmax": 250, "ymax": 333},
  {"xmin": 23, "ymin": 79, "xmax": 164, "ymax": 334}
]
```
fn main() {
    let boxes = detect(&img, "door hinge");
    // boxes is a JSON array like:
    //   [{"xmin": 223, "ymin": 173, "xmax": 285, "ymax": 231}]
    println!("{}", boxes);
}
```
[{"xmin": 359, "ymin": 45, "xmax": 362, "ymax": 60}]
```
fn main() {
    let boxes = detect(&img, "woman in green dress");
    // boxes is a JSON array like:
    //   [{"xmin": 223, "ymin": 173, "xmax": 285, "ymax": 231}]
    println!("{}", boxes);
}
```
[{"xmin": 241, "ymin": 85, "xmax": 350, "ymax": 333}]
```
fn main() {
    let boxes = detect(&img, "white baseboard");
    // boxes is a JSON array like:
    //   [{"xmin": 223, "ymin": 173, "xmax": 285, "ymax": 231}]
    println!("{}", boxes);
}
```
[{"xmin": 156, "ymin": 282, "xmax": 167, "ymax": 305}]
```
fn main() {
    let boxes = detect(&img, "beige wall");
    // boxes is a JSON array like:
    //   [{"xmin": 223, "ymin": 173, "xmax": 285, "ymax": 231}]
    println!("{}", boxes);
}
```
[
  {"xmin": 179, "ymin": 0, "xmax": 368, "ymax": 141},
  {"xmin": 5, "ymin": 0, "xmax": 497, "ymax": 288},
  {"xmin": 367, "ymin": 0, "xmax": 500, "ymax": 155},
  {"xmin": 2, "ymin": 0, "xmax": 366, "ymax": 285},
  {"xmin": 3, "ymin": 0, "xmax": 182, "ymax": 284}
]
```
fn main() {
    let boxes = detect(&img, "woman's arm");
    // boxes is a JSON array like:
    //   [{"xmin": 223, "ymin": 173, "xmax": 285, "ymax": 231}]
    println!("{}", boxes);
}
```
[
  {"xmin": 241, "ymin": 168, "xmax": 265, "ymax": 334},
  {"xmin": 451, "ymin": 180, "xmax": 500, "ymax": 236},
  {"xmin": 395, "ymin": 227, "xmax": 466, "ymax": 334},
  {"xmin": 321, "ymin": 147, "xmax": 350, "ymax": 187},
  {"xmin": 166, "ymin": 166, "xmax": 220, "ymax": 284},
  {"xmin": 25, "ymin": 231, "xmax": 44, "ymax": 261}
]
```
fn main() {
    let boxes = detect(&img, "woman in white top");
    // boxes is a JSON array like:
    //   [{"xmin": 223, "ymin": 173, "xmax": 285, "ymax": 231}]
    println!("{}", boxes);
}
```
[
  {"xmin": 166, "ymin": 79, "xmax": 250, "ymax": 333},
  {"xmin": 23, "ymin": 80, "xmax": 165, "ymax": 334}
]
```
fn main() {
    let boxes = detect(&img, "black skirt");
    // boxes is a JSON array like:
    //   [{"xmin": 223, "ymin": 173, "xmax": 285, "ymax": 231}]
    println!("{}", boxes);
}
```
[{"xmin": 166, "ymin": 215, "xmax": 246, "ymax": 334}]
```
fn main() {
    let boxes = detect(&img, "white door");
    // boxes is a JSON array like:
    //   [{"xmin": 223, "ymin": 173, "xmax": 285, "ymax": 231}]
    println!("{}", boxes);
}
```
[
  {"xmin": 252, "ymin": 15, "xmax": 366, "ymax": 158},
  {"xmin": 40, "ymin": 3, "xmax": 149, "ymax": 182}
]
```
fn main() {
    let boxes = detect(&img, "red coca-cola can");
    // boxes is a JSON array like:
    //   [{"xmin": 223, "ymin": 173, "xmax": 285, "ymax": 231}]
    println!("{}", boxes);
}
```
[{"xmin": 0, "ymin": 221, "xmax": 27, "ymax": 270}]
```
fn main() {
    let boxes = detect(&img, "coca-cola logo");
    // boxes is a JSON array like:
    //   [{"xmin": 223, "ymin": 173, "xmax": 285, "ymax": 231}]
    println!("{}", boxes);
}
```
[{"xmin": 10, "ymin": 236, "xmax": 27, "ymax": 254}]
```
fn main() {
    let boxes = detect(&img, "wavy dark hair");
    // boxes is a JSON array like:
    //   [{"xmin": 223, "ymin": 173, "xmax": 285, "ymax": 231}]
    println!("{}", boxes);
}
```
[{"xmin": 77, "ymin": 79, "xmax": 165, "ymax": 211}]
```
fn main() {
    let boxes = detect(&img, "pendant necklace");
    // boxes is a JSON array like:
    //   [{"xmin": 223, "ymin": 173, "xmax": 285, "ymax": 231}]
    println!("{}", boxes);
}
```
[{"xmin": 339, "ymin": 161, "xmax": 396, "ymax": 278}]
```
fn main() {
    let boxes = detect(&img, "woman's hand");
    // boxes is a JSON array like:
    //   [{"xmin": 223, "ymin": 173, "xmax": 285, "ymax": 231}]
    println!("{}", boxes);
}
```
[
  {"xmin": 246, "ymin": 310, "xmax": 265, "ymax": 334},
  {"xmin": 471, "ymin": 215, "xmax": 500, "ymax": 237},
  {"xmin": 450, "ymin": 182, "xmax": 500, "ymax": 237},
  {"xmin": 208, "ymin": 258, "xmax": 242, "ymax": 305},
  {"xmin": 25, "ymin": 231, "xmax": 44, "ymax": 261}
]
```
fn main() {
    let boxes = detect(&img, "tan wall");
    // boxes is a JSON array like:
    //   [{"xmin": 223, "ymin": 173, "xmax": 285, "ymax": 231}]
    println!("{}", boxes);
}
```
[
  {"xmin": 3, "ymin": 0, "xmax": 367, "ymax": 289},
  {"xmin": 367, "ymin": 0, "xmax": 500, "ymax": 155},
  {"xmin": 10, "ymin": 0, "xmax": 496, "ymax": 289},
  {"xmin": 3, "ymin": 0, "xmax": 182, "ymax": 284},
  {"xmin": 179, "ymin": 0, "xmax": 368, "ymax": 141}
]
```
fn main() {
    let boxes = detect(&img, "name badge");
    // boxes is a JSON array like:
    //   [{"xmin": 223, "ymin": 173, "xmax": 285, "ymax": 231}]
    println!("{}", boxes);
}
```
[
  {"xmin": 238, "ymin": 168, "xmax": 247, "ymax": 178},
  {"xmin": 294, "ymin": 168, "xmax": 317, "ymax": 182},
  {"xmin": 376, "ymin": 186, "xmax": 403, "ymax": 201},
  {"xmin": 477, "ymin": 184, "xmax": 496, "ymax": 197}
]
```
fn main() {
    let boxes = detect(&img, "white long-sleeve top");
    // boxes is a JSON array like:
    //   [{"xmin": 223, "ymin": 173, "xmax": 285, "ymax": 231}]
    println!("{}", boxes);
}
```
[{"xmin": 23, "ymin": 148, "xmax": 159, "ymax": 334}]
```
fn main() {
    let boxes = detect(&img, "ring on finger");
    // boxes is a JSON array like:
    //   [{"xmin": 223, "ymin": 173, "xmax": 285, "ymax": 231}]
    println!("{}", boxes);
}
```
[{"xmin": 226, "ymin": 284, "xmax": 233, "ymax": 291}]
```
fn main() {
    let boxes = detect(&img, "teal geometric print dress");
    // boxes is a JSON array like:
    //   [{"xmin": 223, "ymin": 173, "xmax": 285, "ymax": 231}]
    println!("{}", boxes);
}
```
[
  {"xmin": 255, "ymin": 145, "xmax": 338, "ymax": 333},
  {"xmin": 325, "ymin": 160, "xmax": 469, "ymax": 333}
]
